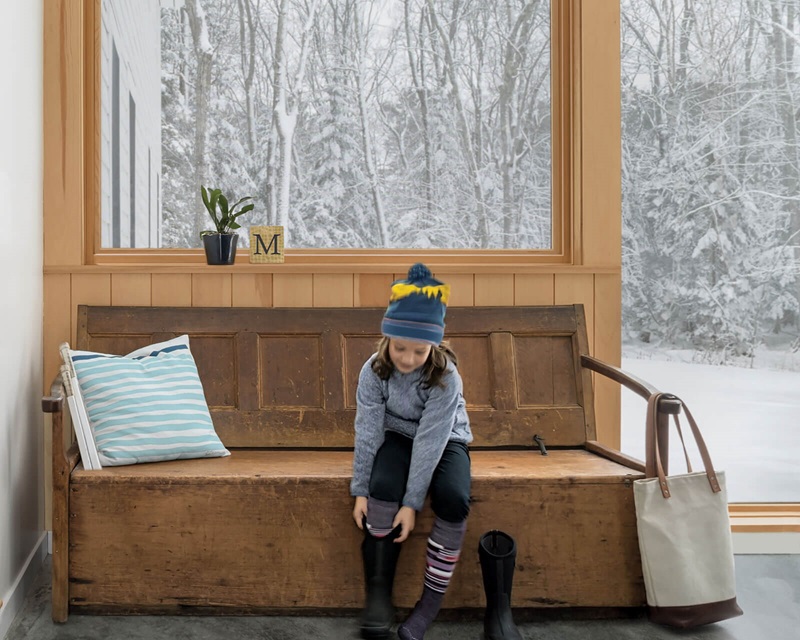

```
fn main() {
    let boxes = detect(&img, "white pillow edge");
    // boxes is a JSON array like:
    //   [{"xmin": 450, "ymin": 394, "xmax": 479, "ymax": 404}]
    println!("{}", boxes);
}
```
[
  {"xmin": 69, "ymin": 334, "xmax": 191, "ymax": 359},
  {"xmin": 125, "ymin": 334, "xmax": 191, "ymax": 358}
]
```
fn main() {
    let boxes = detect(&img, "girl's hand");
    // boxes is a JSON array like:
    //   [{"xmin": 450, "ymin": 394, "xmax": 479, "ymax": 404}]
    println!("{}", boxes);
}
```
[
  {"xmin": 353, "ymin": 496, "xmax": 368, "ymax": 529},
  {"xmin": 392, "ymin": 506, "xmax": 416, "ymax": 543}
]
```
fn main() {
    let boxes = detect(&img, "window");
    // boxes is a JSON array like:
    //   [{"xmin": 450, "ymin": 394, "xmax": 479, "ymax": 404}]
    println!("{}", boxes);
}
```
[
  {"xmin": 94, "ymin": 0, "xmax": 570, "ymax": 258},
  {"xmin": 620, "ymin": 0, "xmax": 800, "ymax": 504}
]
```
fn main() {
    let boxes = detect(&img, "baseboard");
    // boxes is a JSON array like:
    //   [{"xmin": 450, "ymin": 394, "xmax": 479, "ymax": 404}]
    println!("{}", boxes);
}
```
[
  {"xmin": 733, "ymin": 531, "xmax": 800, "ymax": 554},
  {"xmin": 0, "ymin": 532, "xmax": 48, "ymax": 640}
]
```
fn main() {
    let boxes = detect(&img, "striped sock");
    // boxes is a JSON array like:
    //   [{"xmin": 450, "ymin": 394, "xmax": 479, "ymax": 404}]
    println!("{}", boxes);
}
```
[
  {"xmin": 365, "ymin": 497, "xmax": 398, "ymax": 538},
  {"xmin": 398, "ymin": 518, "xmax": 466, "ymax": 640},
  {"xmin": 423, "ymin": 538, "xmax": 461, "ymax": 592}
]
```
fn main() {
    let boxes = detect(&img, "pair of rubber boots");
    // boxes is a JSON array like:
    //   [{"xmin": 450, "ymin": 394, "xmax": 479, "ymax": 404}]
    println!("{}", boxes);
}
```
[{"xmin": 359, "ymin": 527, "xmax": 522, "ymax": 640}]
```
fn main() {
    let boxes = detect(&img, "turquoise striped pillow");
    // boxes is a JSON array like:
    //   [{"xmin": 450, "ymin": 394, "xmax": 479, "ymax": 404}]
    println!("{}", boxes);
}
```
[{"xmin": 70, "ymin": 335, "xmax": 230, "ymax": 466}]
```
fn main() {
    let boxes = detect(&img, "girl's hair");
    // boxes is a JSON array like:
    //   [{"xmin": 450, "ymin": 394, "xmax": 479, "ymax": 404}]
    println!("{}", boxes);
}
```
[{"xmin": 372, "ymin": 337, "xmax": 458, "ymax": 388}]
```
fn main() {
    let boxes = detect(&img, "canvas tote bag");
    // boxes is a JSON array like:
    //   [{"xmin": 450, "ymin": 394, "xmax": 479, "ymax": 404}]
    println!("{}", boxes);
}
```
[{"xmin": 633, "ymin": 392, "xmax": 743, "ymax": 628}]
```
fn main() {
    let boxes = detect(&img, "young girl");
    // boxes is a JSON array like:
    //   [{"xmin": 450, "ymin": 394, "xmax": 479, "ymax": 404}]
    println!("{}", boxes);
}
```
[{"xmin": 351, "ymin": 263, "xmax": 473, "ymax": 640}]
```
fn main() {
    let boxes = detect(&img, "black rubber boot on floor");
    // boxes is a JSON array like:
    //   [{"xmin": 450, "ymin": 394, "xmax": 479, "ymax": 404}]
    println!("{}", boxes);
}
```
[
  {"xmin": 360, "ymin": 523, "xmax": 402, "ymax": 639},
  {"xmin": 479, "ymin": 530, "xmax": 524, "ymax": 640}
]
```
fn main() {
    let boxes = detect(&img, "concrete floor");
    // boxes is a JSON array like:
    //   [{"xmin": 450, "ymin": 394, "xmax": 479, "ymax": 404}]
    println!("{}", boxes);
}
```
[{"xmin": 4, "ymin": 555, "xmax": 798, "ymax": 640}]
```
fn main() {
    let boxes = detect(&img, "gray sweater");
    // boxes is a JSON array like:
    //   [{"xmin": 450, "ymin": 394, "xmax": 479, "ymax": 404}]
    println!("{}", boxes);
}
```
[{"xmin": 350, "ymin": 354, "xmax": 472, "ymax": 511}]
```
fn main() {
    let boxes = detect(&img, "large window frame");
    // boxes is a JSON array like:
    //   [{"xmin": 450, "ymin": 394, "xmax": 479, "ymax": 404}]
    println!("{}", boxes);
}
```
[{"xmin": 79, "ymin": 0, "xmax": 578, "ymax": 266}]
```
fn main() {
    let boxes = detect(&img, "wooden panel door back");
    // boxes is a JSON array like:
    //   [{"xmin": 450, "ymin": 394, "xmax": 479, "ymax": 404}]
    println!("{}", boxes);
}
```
[{"xmin": 78, "ymin": 305, "xmax": 593, "ymax": 449}]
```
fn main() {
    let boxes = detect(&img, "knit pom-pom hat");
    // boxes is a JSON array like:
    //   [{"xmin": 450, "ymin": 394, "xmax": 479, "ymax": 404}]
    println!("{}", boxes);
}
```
[{"xmin": 381, "ymin": 263, "xmax": 450, "ymax": 346}]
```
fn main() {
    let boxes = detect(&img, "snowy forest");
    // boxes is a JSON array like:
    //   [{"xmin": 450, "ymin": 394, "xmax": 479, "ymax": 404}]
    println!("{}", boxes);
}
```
[
  {"xmin": 620, "ymin": 0, "xmax": 800, "ymax": 361},
  {"xmin": 159, "ymin": 0, "xmax": 552, "ymax": 250}
]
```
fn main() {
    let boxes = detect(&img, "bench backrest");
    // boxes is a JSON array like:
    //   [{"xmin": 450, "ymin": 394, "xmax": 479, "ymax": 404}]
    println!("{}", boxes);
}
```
[{"xmin": 76, "ymin": 305, "xmax": 596, "ymax": 448}]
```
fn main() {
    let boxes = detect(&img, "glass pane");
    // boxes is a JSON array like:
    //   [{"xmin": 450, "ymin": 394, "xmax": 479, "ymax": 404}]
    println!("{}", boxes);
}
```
[
  {"xmin": 100, "ymin": 0, "xmax": 552, "ymax": 249},
  {"xmin": 620, "ymin": 0, "xmax": 800, "ymax": 503}
]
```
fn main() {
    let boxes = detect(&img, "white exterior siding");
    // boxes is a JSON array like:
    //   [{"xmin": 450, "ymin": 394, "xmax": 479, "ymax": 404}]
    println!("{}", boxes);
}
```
[{"xmin": 100, "ymin": 0, "xmax": 161, "ymax": 248}]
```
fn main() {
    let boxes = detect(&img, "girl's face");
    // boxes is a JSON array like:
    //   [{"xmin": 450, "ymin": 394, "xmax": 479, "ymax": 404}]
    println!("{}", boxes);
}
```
[{"xmin": 388, "ymin": 338, "xmax": 432, "ymax": 374}]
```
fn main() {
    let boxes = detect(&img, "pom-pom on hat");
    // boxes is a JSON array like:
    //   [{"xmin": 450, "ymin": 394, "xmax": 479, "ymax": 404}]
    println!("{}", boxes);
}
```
[{"xmin": 381, "ymin": 263, "xmax": 450, "ymax": 346}]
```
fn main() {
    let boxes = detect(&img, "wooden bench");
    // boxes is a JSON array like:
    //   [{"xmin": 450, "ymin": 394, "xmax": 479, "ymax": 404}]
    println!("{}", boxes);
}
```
[{"xmin": 43, "ymin": 304, "xmax": 675, "ymax": 622}]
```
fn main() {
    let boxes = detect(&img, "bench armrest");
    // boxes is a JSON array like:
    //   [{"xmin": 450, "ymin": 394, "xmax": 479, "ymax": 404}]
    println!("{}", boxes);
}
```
[
  {"xmin": 42, "ymin": 373, "xmax": 80, "ymax": 473},
  {"xmin": 42, "ymin": 374, "xmax": 64, "ymax": 413},
  {"xmin": 585, "ymin": 440, "xmax": 645, "ymax": 473},
  {"xmin": 580, "ymin": 354, "xmax": 681, "ymax": 413},
  {"xmin": 580, "ymin": 354, "xmax": 680, "ymax": 475}
]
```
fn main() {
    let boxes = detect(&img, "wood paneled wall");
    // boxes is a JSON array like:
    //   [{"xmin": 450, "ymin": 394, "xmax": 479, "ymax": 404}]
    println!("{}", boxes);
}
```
[
  {"xmin": 43, "ymin": 269, "xmax": 621, "ymax": 434},
  {"xmin": 42, "ymin": 0, "xmax": 623, "ymax": 529}
]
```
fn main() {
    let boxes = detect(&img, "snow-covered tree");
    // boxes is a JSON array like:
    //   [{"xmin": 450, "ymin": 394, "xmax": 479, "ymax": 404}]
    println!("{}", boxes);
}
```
[
  {"xmin": 621, "ymin": 0, "xmax": 800, "ymax": 358},
  {"xmin": 157, "ymin": 0, "xmax": 552, "ymax": 250}
]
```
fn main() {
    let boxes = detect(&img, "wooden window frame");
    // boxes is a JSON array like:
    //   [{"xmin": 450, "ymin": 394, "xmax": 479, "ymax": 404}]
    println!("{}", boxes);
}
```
[{"xmin": 63, "ymin": 0, "xmax": 582, "ymax": 268}]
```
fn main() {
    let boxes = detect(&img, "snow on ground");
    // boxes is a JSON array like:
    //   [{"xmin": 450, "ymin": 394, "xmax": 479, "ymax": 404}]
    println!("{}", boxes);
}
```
[{"xmin": 620, "ymin": 352, "xmax": 799, "ymax": 504}]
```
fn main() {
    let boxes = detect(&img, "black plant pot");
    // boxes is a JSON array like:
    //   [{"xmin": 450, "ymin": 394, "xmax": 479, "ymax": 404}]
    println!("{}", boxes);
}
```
[{"xmin": 202, "ymin": 233, "xmax": 239, "ymax": 265}]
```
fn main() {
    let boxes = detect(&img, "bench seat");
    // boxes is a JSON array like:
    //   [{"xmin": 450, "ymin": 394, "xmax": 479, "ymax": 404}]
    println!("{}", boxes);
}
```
[
  {"xmin": 71, "ymin": 449, "xmax": 641, "ymax": 482},
  {"xmin": 66, "ymin": 449, "xmax": 645, "ymax": 614}
]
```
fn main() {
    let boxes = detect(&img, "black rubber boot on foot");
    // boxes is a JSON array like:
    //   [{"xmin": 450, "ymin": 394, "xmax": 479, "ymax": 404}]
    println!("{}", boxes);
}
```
[
  {"xmin": 479, "ymin": 530, "xmax": 524, "ymax": 640},
  {"xmin": 360, "ymin": 523, "xmax": 402, "ymax": 639}
]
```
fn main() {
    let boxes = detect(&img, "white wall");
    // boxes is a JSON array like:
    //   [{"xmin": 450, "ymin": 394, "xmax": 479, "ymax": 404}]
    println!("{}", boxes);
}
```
[{"xmin": 0, "ymin": 0, "xmax": 45, "ymax": 635}]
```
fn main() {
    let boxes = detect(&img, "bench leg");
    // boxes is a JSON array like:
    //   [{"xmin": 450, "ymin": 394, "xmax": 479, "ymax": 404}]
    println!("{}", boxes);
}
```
[{"xmin": 50, "ymin": 410, "xmax": 70, "ymax": 623}]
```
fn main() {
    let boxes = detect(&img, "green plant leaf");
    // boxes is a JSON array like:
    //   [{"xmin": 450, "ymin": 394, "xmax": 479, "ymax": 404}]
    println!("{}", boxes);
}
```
[
  {"xmin": 231, "ymin": 203, "xmax": 254, "ymax": 219},
  {"xmin": 229, "ymin": 222, "xmax": 241, "ymax": 230},
  {"xmin": 229, "ymin": 196, "xmax": 253, "ymax": 214},
  {"xmin": 208, "ymin": 188, "xmax": 222, "ymax": 231},
  {"xmin": 218, "ymin": 194, "xmax": 229, "ymax": 217},
  {"xmin": 209, "ymin": 188, "xmax": 221, "ymax": 211}
]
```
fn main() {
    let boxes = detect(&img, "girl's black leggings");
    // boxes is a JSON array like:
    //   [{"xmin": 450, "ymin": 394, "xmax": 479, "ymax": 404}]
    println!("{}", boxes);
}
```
[{"xmin": 368, "ymin": 430, "xmax": 471, "ymax": 523}]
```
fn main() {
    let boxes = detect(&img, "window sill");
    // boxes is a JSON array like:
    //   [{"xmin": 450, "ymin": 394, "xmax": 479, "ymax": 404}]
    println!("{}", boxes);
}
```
[
  {"xmin": 45, "ymin": 258, "xmax": 621, "ymax": 275},
  {"xmin": 730, "ymin": 504, "xmax": 800, "ymax": 533}
]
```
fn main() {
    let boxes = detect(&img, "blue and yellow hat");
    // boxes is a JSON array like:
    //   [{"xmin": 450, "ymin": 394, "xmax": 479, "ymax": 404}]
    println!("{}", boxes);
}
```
[{"xmin": 381, "ymin": 263, "xmax": 450, "ymax": 346}]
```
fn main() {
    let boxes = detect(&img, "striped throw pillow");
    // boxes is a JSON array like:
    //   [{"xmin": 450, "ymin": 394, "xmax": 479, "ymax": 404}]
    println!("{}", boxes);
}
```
[{"xmin": 70, "ymin": 335, "xmax": 230, "ymax": 466}]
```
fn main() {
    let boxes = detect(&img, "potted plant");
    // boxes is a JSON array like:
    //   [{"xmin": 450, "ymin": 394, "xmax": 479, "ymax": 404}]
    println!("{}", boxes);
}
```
[{"xmin": 200, "ymin": 185, "xmax": 254, "ymax": 265}]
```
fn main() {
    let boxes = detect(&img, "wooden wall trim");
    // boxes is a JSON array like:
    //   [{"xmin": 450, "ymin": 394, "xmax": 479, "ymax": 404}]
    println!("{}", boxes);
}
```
[
  {"xmin": 43, "ymin": 0, "xmax": 86, "ymax": 267},
  {"xmin": 44, "ymin": 264, "xmax": 622, "ymax": 275},
  {"xmin": 85, "ymin": 0, "xmax": 101, "ymax": 265},
  {"xmin": 579, "ymin": 0, "xmax": 621, "ymax": 267}
]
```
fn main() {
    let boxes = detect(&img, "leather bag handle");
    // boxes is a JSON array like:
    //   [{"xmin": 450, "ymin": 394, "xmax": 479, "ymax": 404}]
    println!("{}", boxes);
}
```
[
  {"xmin": 645, "ymin": 392, "xmax": 722, "ymax": 499},
  {"xmin": 672, "ymin": 413, "xmax": 693, "ymax": 473}
]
